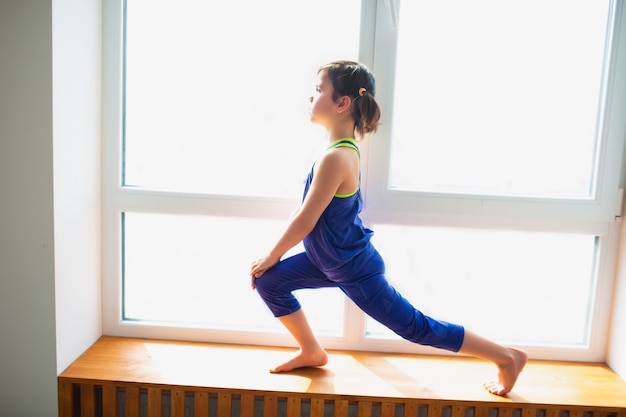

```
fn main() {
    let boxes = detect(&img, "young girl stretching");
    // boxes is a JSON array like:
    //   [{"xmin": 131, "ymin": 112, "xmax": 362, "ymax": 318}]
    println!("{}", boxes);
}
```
[{"xmin": 250, "ymin": 60, "xmax": 527, "ymax": 396}]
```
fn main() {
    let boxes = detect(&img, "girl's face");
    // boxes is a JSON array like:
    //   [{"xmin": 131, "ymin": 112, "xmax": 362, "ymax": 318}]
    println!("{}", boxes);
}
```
[{"xmin": 309, "ymin": 70, "xmax": 338, "ymax": 129}]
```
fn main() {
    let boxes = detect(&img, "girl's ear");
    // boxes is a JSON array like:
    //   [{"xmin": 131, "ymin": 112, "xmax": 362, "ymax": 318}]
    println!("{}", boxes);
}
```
[{"xmin": 336, "ymin": 95, "xmax": 353, "ymax": 114}]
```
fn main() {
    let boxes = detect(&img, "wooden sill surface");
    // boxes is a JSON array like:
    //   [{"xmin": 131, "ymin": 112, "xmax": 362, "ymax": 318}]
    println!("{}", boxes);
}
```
[{"xmin": 59, "ymin": 336, "xmax": 626, "ymax": 409}]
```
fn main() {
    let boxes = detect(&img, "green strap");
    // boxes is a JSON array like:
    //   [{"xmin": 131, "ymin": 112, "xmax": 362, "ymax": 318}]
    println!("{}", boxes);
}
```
[
  {"xmin": 327, "ymin": 138, "xmax": 360, "ymax": 158},
  {"xmin": 314, "ymin": 138, "xmax": 360, "ymax": 198}
]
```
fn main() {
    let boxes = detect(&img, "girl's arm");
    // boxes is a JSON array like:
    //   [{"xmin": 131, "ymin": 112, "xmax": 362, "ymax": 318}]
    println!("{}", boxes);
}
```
[{"xmin": 250, "ymin": 150, "xmax": 352, "ymax": 287}]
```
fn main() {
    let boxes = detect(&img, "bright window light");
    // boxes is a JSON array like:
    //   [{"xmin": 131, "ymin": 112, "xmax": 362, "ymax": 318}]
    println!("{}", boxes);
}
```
[
  {"xmin": 123, "ymin": 0, "xmax": 361, "ymax": 198},
  {"xmin": 123, "ymin": 212, "xmax": 345, "ymax": 334},
  {"xmin": 367, "ymin": 225, "xmax": 597, "ymax": 346},
  {"xmin": 389, "ymin": 0, "xmax": 611, "ymax": 198}
]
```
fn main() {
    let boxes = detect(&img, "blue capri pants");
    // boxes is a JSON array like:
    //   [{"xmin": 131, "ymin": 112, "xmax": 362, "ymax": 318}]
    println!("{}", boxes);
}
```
[{"xmin": 254, "ymin": 246, "xmax": 465, "ymax": 352}]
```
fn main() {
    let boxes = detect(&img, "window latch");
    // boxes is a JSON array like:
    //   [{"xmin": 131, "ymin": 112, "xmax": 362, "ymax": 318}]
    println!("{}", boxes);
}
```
[{"xmin": 616, "ymin": 188, "xmax": 624, "ymax": 220}]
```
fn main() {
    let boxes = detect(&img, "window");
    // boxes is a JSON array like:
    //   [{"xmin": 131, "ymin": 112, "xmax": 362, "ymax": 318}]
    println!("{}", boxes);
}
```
[
  {"xmin": 103, "ymin": 0, "xmax": 626, "ymax": 361},
  {"xmin": 389, "ymin": 1, "xmax": 608, "ymax": 199},
  {"xmin": 368, "ymin": 227, "xmax": 598, "ymax": 347},
  {"xmin": 122, "ymin": 0, "xmax": 361, "ymax": 198},
  {"xmin": 123, "ymin": 212, "xmax": 345, "ymax": 335}
]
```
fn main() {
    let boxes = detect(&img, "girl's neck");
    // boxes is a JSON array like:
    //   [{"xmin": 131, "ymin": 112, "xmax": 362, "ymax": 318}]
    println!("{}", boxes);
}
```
[{"xmin": 326, "ymin": 124, "xmax": 356, "ymax": 144}]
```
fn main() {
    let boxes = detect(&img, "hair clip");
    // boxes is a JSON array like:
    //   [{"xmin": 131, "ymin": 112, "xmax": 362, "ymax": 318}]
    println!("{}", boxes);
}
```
[{"xmin": 358, "ymin": 87, "xmax": 367, "ymax": 97}]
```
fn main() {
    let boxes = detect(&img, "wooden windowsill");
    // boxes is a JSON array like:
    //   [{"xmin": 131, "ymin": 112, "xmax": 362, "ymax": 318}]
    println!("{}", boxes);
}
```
[{"xmin": 59, "ymin": 336, "xmax": 626, "ymax": 410}]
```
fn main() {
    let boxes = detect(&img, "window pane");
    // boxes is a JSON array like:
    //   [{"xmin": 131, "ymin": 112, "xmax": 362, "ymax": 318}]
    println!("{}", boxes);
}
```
[
  {"xmin": 123, "ymin": 212, "xmax": 345, "ymax": 334},
  {"xmin": 390, "ymin": 0, "xmax": 611, "ymax": 198},
  {"xmin": 123, "ymin": 0, "xmax": 361, "ymax": 197},
  {"xmin": 367, "ymin": 226, "xmax": 597, "ymax": 346}
]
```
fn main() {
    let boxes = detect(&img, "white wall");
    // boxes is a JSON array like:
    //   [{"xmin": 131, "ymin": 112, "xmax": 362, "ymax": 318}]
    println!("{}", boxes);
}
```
[
  {"xmin": 0, "ymin": 0, "xmax": 102, "ymax": 415},
  {"xmin": 52, "ymin": 0, "xmax": 103, "ymax": 373},
  {"xmin": 0, "ymin": 1, "xmax": 59, "ymax": 415}
]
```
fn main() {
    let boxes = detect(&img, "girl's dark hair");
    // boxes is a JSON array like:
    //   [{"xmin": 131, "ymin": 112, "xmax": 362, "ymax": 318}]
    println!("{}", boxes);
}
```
[{"xmin": 319, "ymin": 60, "xmax": 381, "ymax": 138}]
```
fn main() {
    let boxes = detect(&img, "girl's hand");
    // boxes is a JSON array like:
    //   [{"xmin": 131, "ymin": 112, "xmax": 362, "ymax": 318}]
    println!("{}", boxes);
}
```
[{"xmin": 250, "ymin": 255, "xmax": 279, "ymax": 289}]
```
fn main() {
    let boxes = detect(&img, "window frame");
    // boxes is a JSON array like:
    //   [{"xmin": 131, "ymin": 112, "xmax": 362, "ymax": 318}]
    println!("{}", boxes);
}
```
[
  {"xmin": 366, "ymin": 0, "xmax": 625, "ymax": 224},
  {"xmin": 102, "ymin": 0, "xmax": 626, "ymax": 361}
]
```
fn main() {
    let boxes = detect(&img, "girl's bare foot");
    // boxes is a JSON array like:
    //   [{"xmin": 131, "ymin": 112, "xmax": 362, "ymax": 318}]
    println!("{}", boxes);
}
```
[
  {"xmin": 270, "ymin": 348, "xmax": 329, "ymax": 373},
  {"xmin": 483, "ymin": 347, "xmax": 528, "ymax": 395}
]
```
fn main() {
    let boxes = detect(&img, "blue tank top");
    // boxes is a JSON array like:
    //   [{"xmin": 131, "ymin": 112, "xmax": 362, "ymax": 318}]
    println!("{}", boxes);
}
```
[{"xmin": 302, "ymin": 138, "xmax": 374, "ymax": 271}]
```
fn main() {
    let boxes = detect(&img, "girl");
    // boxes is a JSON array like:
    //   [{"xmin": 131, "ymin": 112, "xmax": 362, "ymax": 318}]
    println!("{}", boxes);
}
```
[{"xmin": 250, "ymin": 61, "xmax": 527, "ymax": 396}]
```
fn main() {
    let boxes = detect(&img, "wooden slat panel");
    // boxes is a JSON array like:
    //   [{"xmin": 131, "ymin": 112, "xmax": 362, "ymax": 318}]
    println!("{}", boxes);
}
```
[
  {"xmin": 310, "ymin": 398, "xmax": 325, "ymax": 417},
  {"xmin": 286, "ymin": 395, "xmax": 302, "ymax": 417},
  {"xmin": 148, "ymin": 387, "xmax": 162, "ymax": 417},
  {"xmin": 452, "ymin": 405, "xmax": 467, "ymax": 417},
  {"xmin": 499, "ymin": 407, "xmax": 513, "ymax": 417},
  {"xmin": 382, "ymin": 402, "xmax": 396, "ymax": 417},
  {"xmin": 545, "ymin": 409, "xmax": 560, "ymax": 417},
  {"xmin": 428, "ymin": 404, "xmax": 443, "ymax": 417},
  {"xmin": 171, "ymin": 389, "xmax": 185, "ymax": 417},
  {"xmin": 194, "ymin": 391, "xmax": 209, "ymax": 417},
  {"xmin": 80, "ymin": 383, "xmax": 96, "ymax": 417},
  {"xmin": 58, "ymin": 379, "xmax": 626, "ymax": 417},
  {"xmin": 334, "ymin": 399, "xmax": 349, "ymax": 417},
  {"xmin": 241, "ymin": 393, "xmax": 255, "ymax": 416},
  {"xmin": 404, "ymin": 401, "xmax": 420, "ymax": 417},
  {"xmin": 57, "ymin": 381, "xmax": 73, "ymax": 417},
  {"xmin": 126, "ymin": 385, "xmax": 141, "ymax": 417},
  {"xmin": 475, "ymin": 406, "xmax": 489, "ymax": 417},
  {"xmin": 358, "ymin": 400, "xmax": 373, "ymax": 417},
  {"xmin": 102, "ymin": 383, "xmax": 117, "ymax": 417},
  {"xmin": 263, "ymin": 394, "xmax": 278, "ymax": 417},
  {"xmin": 218, "ymin": 392, "xmax": 231, "ymax": 417}
]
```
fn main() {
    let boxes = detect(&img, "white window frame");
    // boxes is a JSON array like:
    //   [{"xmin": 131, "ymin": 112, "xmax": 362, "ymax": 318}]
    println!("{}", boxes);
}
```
[
  {"xmin": 102, "ymin": 0, "xmax": 626, "ymax": 361},
  {"xmin": 366, "ymin": 0, "xmax": 625, "ymax": 224}
]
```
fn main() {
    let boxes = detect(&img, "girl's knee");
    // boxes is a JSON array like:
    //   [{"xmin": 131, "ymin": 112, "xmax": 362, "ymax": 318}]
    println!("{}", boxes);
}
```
[
  {"xmin": 254, "ymin": 266, "xmax": 289, "ymax": 301},
  {"xmin": 253, "ymin": 271, "xmax": 275, "ymax": 297}
]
